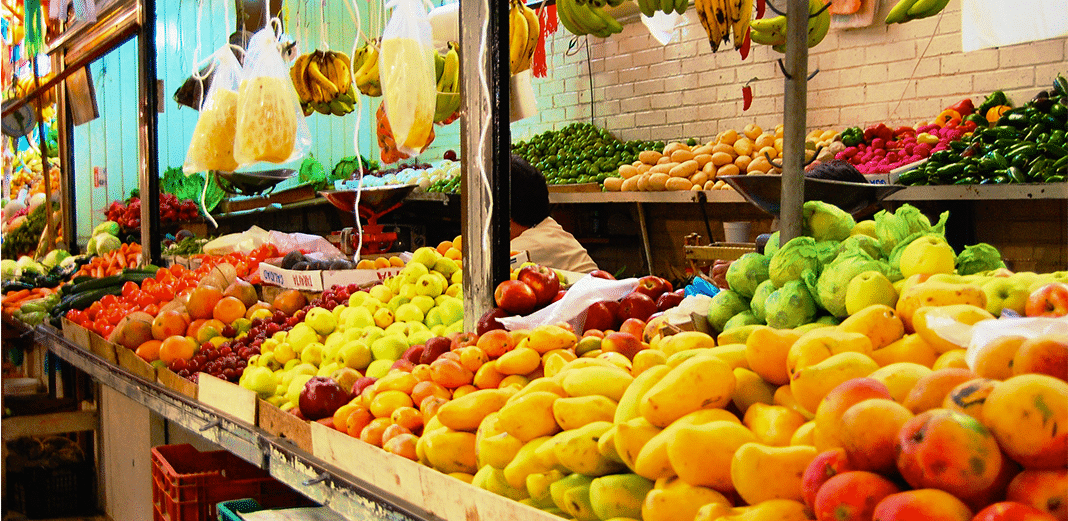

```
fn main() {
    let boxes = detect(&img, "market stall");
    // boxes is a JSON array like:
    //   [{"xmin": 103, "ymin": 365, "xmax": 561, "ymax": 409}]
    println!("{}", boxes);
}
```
[{"xmin": 2, "ymin": 0, "xmax": 1067, "ymax": 520}]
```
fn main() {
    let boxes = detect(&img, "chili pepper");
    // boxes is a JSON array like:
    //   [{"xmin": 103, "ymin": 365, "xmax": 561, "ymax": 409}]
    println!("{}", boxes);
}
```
[
  {"xmin": 742, "ymin": 77, "xmax": 757, "ymax": 112},
  {"xmin": 977, "ymin": 90, "xmax": 1008, "ymax": 116},
  {"xmin": 738, "ymin": 27, "xmax": 751, "ymax": 60},
  {"xmin": 756, "ymin": 0, "xmax": 765, "ymax": 18}
]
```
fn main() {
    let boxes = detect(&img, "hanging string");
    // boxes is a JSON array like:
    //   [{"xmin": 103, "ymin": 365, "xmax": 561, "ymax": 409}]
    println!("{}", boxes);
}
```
[{"xmin": 345, "ymin": 0, "xmax": 367, "ymax": 261}]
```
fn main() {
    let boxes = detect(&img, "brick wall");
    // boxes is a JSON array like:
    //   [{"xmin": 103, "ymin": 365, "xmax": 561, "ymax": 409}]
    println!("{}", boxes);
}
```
[{"xmin": 503, "ymin": 2, "xmax": 1068, "ymax": 143}]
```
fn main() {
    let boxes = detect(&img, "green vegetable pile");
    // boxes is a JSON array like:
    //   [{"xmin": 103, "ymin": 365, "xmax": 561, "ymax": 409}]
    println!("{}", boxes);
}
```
[
  {"xmin": 160, "ymin": 166, "xmax": 226, "ymax": 212},
  {"xmin": 511, "ymin": 123, "xmax": 663, "ymax": 185},
  {"xmin": 2, "ymin": 203, "xmax": 46, "ymax": 259},
  {"xmin": 163, "ymin": 236, "xmax": 210, "ymax": 256},
  {"xmin": 900, "ymin": 73, "xmax": 1068, "ymax": 185}
]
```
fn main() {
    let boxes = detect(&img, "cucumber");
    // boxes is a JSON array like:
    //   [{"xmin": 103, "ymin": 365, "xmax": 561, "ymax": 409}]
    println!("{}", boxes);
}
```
[
  {"xmin": 54, "ymin": 285, "xmax": 124, "ymax": 314},
  {"xmin": 66, "ymin": 271, "xmax": 154, "ymax": 296}
]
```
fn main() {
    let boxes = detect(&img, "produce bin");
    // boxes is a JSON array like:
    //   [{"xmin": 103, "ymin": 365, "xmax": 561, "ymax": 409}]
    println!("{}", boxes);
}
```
[
  {"xmin": 6, "ymin": 460, "xmax": 96, "ymax": 519},
  {"xmin": 151, "ymin": 444, "xmax": 311, "ymax": 521},
  {"xmin": 216, "ymin": 498, "xmax": 263, "ymax": 521}
]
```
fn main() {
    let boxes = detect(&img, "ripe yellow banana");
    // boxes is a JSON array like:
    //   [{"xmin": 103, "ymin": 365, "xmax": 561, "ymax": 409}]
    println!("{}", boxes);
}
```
[
  {"xmin": 509, "ymin": 0, "xmax": 528, "ymax": 75},
  {"xmin": 290, "ymin": 54, "xmax": 313, "ymax": 104},
  {"xmin": 731, "ymin": 0, "xmax": 753, "ymax": 49},
  {"xmin": 307, "ymin": 52, "xmax": 339, "ymax": 98},
  {"xmin": 517, "ymin": 3, "xmax": 540, "ymax": 74}
]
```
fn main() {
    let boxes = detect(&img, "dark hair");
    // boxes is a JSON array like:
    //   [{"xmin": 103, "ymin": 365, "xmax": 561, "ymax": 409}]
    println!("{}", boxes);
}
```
[
  {"xmin": 509, "ymin": 154, "xmax": 550, "ymax": 227},
  {"xmin": 806, "ymin": 159, "xmax": 867, "ymax": 183}
]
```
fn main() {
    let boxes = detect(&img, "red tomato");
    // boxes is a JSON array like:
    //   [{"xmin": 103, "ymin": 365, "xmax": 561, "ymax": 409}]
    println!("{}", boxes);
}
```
[
  {"xmin": 99, "ymin": 294, "xmax": 119, "ymax": 308},
  {"xmin": 66, "ymin": 309, "xmax": 86, "ymax": 325},
  {"xmin": 142, "ymin": 303, "xmax": 160, "ymax": 316},
  {"xmin": 86, "ymin": 302, "xmax": 103, "ymax": 320},
  {"xmin": 104, "ymin": 308, "xmax": 125, "ymax": 325},
  {"xmin": 100, "ymin": 324, "xmax": 115, "ymax": 338},
  {"xmin": 149, "ymin": 283, "xmax": 175, "ymax": 303},
  {"xmin": 168, "ymin": 264, "xmax": 187, "ymax": 277},
  {"xmin": 135, "ymin": 291, "xmax": 158, "ymax": 309},
  {"xmin": 121, "ymin": 281, "xmax": 139, "ymax": 298},
  {"xmin": 93, "ymin": 317, "xmax": 110, "ymax": 335}
]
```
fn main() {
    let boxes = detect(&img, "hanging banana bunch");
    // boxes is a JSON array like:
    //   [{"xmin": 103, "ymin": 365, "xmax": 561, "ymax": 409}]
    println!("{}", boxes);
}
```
[
  {"xmin": 290, "ymin": 49, "xmax": 357, "ymax": 116},
  {"xmin": 509, "ymin": 0, "xmax": 540, "ymax": 75},
  {"xmin": 885, "ymin": 0, "xmax": 952, "ymax": 24},
  {"xmin": 351, "ymin": 40, "xmax": 382, "ymax": 97},
  {"xmin": 695, "ymin": 0, "xmax": 756, "ymax": 52},
  {"xmin": 434, "ymin": 42, "xmax": 461, "ymax": 123},
  {"xmin": 747, "ymin": 0, "xmax": 831, "ymax": 53},
  {"xmin": 555, "ymin": 0, "xmax": 626, "ymax": 38}
]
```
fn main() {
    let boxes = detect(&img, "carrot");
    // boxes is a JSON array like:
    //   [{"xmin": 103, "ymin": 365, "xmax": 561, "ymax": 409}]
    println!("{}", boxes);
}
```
[
  {"xmin": 3, "ymin": 289, "xmax": 31, "ymax": 304},
  {"xmin": 117, "ymin": 252, "xmax": 127, "ymax": 269}
]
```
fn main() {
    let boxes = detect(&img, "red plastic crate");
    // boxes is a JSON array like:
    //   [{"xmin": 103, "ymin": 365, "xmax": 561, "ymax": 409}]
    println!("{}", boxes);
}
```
[{"xmin": 151, "ymin": 444, "xmax": 310, "ymax": 521}]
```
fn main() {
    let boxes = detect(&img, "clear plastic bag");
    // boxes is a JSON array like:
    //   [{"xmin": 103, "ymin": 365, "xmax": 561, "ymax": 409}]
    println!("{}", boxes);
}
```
[
  {"xmin": 183, "ymin": 46, "xmax": 243, "ymax": 174},
  {"xmin": 233, "ymin": 26, "xmax": 311, "ymax": 166},
  {"xmin": 379, "ymin": 0, "xmax": 437, "ymax": 157},
  {"xmin": 498, "ymin": 275, "xmax": 639, "ymax": 331}
]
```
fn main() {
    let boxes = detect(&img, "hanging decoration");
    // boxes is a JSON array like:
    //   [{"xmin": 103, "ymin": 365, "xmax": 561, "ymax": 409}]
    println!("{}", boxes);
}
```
[{"xmin": 531, "ymin": 3, "xmax": 557, "ymax": 78}]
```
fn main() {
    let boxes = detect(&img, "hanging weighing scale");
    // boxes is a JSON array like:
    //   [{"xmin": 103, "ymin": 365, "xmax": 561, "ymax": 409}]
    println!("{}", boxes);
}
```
[{"xmin": 320, "ymin": 184, "xmax": 417, "ymax": 255}]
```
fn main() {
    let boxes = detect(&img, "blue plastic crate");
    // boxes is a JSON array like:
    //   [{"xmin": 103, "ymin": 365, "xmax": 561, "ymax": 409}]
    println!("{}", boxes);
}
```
[{"xmin": 217, "ymin": 498, "xmax": 262, "ymax": 521}]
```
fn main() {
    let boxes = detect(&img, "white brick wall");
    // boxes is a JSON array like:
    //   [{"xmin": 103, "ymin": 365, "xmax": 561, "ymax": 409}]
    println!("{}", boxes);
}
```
[{"xmin": 493, "ymin": 1, "xmax": 1068, "ymax": 145}]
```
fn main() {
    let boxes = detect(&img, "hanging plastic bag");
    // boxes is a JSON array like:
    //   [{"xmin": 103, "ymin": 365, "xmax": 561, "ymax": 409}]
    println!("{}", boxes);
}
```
[
  {"xmin": 233, "ymin": 25, "xmax": 312, "ymax": 166},
  {"xmin": 183, "ymin": 46, "xmax": 244, "ymax": 174},
  {"xmin": 379, "ymin": 0, "xmax": 437, "ymax": 157},
  {"xmin": 376, "ymin": 104, "xmax": 435, "ymax": 164}
]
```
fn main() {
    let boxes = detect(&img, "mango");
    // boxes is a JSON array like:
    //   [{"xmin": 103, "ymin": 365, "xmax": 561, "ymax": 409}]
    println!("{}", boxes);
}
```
[
  {"xmin": 552, "ymin": 395, "xmax": 618, "ymax": 431},
  {"xmin": 667, "ymin": 421, "xmax": 757, "ymax": 492},
  {"xmin": 870, "ymin": 333, "xmax": 939, "ymax": 367},
  {"xmin": 526, "ymin": 469, "xmax": 567, "ymax": 508},
  {"xmin": 502, "ymin": 435, "xmax": 556, "ymax": 489},
  {"xmin": 730, "ymin": 443, "xmax": 817, "ymax": 505},
  {"xmin": 526, "ymin": 324, "xmax": 578, "ymax": 353},
  {"xmin": 772, "ymin": 385, "xmax": 814, "ymax": 420},
  {"xmin": 507, "ymin": 378, "xmax": 566, "ymax": 403},
  {"xmin": 597, "ymin": 425, "xmax": 624, "ymax": 464},
  {"xmin": 561, "ymin": 366, "xmax": 634, "ymax": 402},
  {"xmin": 868, "ymin": 362, "xmax": 933, "ymax": 403},
  {"xmin": 614, "ymin": 365, "xmax": 671, "ymax": 424},
  {"xmin": 837, "ymin": 304, "xmax": 905, "ymax": 349},
  {"xmin": 731, "ymin": 367, "xmax": 776, "ymax": 415},
  {"xmin": 911, "ymin": 304, "xmax": 995, "ymax": 354},
  {"xmin": 786, "ymin": 329, "xmax": 874, "ymax": 378},
  {"xmin": 657, "ymin": 331, "xmax": 716, "ymax": 356},
  {"xmin": 742, "ymin": 403, "xmax": 808, "ymax": 447},
  {"xmin": 640, "ymin": 355, "xmax": 736, "ymax": 427},
  {"xmin": 471, "ymin": 465, "xmax": 530, "ymax": 501},
  {"xmin": 614, "ymin": 417, "xmax": 662, "ymax": 472},
  {"xmin": 422, "ymin": 428, "xmax": 478, "ymax": 474},
  {"xmin": 641, "ymin": 476, "xmax": 731, "ymax": 521},
  {"xmin": 717, "ymin": 324, "xmax": 763, "ymax": 346},
  {"xmin": 693, "ymin": 502, "xmax": 735, "ymax": 521},
  {"xmin": 436, "ymin": 388, "xmax": 510, "ymax": 432},
  {"xmin": 550, "ymin": 473, "xmax": 594, "ymax": 512},
  {"xmin": 706, "ymin": 343, "xmax": 750, "ymax": 370},
  {"xmin": 630, "ymin": 349, "xmax": 667, "ymax": 376},
  {"xmin": 554, "ymin": 421, "xmax": 625, "ymax": 477},
  {"xmin": 476, "ymin": 412, "xmax": 525, "ymax": 470},
  {"xmin": 745, "ymin": 326, "xmax": 802, "ymax": 385},
  {"xmin": 497, "ymin": 391, "xmax": 561, "ymax": 442},
  {"xmin": 790, "ymin": 351, "xmax": 880, "ymax": 414},
  {"xmin": 896, "ymin": 281, "xmax": 987, "ymax": 333},
  {"xmin": 634, "ymin": 409, "xmax": 742, "ymax": 480},
  {"xmin": 589, "ymin": 473, "xmax": 654, "ymax": 520},
  {"xmin": 718, "ymin": 499, "xmax": 812, "ymax": 521}
]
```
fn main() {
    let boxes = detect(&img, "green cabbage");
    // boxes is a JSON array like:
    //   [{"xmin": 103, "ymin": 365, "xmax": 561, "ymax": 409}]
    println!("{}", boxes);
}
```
[
  {"xmin": 815, "ymin": 246, "xmax": 886, "ymax": 318},
  {"xmin": 86, "ymin": 236, "xmax": 98, "ymax": 256},
  {"xmin": 95, "ymin": 234, "xmax": 121, "ymax": 256},
  {"xmin": 874, "ymin": 204, "xmax": 949, "ymax": 257},
  {"xmin": 92, "ymin": 221, "xmax": 120, "ymax": 237},
  {"xmin": 1, "ymin": 259, "xmax": 19, "ymax": 280},
  {"xmin": 803, "ymin": 201, "xmax": 855, "ymax": 242},
  {"xmin": 42, "ymin": 249, "xmax": 71, "ymax": 269},
  {"xmin": 16, "ymin": 256, "xmax": 43, "ymax": 275},
  {"xmin": 956, "ymin": 243, "xmax": 1006, "ymax": 275},
  {"xmin": 764, "ymin": 280, "xmax": 817, "ymax": 329},
  {"xmin": 726, "ymin": 252, "xmax": 770, "ymax": 299},
  {"xmin": 763, "ymin": 231, "xmax": 781, "ymax": 258},
  {"xmin": 768, "ymin": 236, "xmax": 822, "ymax": 288}
]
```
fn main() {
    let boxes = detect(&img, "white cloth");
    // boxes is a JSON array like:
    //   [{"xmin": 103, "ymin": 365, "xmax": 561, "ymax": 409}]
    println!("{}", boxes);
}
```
[
  {"xmin": 511, "ymin": 217, "xmax": 599, "ymax": 274},
  {"xmin": 961, "ymin": 0, "xmax": 1068, "ymax": 52}
]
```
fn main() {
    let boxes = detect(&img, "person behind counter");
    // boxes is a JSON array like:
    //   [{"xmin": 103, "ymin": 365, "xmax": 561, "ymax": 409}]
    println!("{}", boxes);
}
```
[{"xmin": 509, "ymin": 155, "xmax": 600, "ymax": 274}]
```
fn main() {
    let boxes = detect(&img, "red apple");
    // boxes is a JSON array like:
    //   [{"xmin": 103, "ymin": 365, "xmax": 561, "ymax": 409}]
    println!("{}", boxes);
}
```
[
  {"xmin": 616, "ymin": 292, "xmax": 658, "ymax": 323},
  {"xmin": 634, "ymin": 275, "xmax": 672, "ymax": 300},
  {"xmin": 476, "ymin": 307, "xmax": 510, "ymax": 336},
  {"xmin": 350, "ymin": 376, "xmax": 377, "ymax": 396},
  {"xmin": 518, "ymin": 264, "xmax": 561, "ymax": 307},
  {"xmin": 583, "ymin": 300, "xmax": 619, "ymax": 333},
  {"xmin": 449, "ymin": 331, "xmax": 479, "ymax": 351},
  {"xmin": 589, "ymin": 270, "xmax": 616, "ymax": 280},
  {"xmin": 391, "ymin": 358, "xmax": 415, "ymax": 372},
  {"xmin": 601, "ymin": 331, "xmax": 644, "ymax": 359},
  {"xmin": 420, "ymin": 336, "xmax": 452, "ymax": 364},
  {"xmin": 552, "ymin": 290, "xmax": 568, "ymax": 303},
  {"xmin": 802, "ymin": 448, "xmax": 854, "ymax": 509},
  {"xmin": 402, "ymin": 345, "xmax": 424, "ymax": 364},
  {"xmin": 655, "ymin": 290, "xmax": 685, "ymax": 311},
  {"xmin": 494, "ymin": 280, "xmax": 538, "ymax": 315},
  {"xmin": 619, "ymin": 318, "xmax": 646, "ymax": 339},
  {"xmin": 299, "ymin": 376, "xmax": 352, "ymax": 421},
  {"xmin": 1025, "ymin": 283, "xmax": 1068, "ymax": 317},
  {"xmin": 972, "ymin": 501, "xmax": 1058, "ymax": 521}
]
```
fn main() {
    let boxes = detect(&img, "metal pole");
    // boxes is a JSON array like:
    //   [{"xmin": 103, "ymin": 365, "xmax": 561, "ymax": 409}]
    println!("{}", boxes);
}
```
[
  {"xmin": 55, "ymin": 55, "xmax": 78, "ymax": 254},
  {"xmin": 459, "ymin": 0, "xmax": 511, "ymax": 331},
  {"xmin": 137, "ymin": 0, "xmax": 161, "ymax": 266},
  {"xmin": 779, "ymin": 0, "xmax": 809, "ymax": 242},
  {"xmin": 31, "ymin": 57, "xmax": 55, "ymax": 258}
]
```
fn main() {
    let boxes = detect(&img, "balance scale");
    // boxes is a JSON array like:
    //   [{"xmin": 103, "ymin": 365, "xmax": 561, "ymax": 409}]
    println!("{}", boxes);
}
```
[{"xmin": 320, "ymin": 184, "xmax": 417, "ymax": 256}]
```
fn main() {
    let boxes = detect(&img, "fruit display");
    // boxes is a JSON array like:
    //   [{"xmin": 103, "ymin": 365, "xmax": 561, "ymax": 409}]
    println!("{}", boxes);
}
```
[
  {"xmin": 555, "ymin": 0, "xmax": 626, "ymax": 38},
  {"xmin": 104, "ymin": 193, "xmax": 202, "ymax": 232},
  {"xmin": 7, "ymin": 149, "xmax": 60, "ymax": 199},
  {"xmin": 290, "ymin": 49, "xmax": 356, "ymax": 117},
  {"xmin": 693, "ymin": 0, "xmax": 753, "ymax": 53},
  {"xmin": 748, "ymin": 0, "xmax": 831, "ymax": 53},
  {"xmin": 900, "ymin": 77, "xmax": 1068, "ymax": 185},
  {"xmin": 511, "ymin": 123, "xmax": 661, "ymax": 186},
  {"xmin": 508, "ymin": 0, "xmax": 540, "ymax": 75}
]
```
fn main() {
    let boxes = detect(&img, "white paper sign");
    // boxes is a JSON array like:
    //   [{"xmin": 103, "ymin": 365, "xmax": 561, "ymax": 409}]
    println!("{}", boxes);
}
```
[{"xmin": 962, "ymin": 0, "xmax": 1068, "ymax": 52}]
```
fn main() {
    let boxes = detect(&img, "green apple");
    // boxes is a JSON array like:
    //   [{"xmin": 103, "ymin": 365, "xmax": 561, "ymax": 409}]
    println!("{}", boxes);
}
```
[
  {"xmin": 433, "ymin": 257, "xmax": 459, "ymax": 279},
  {"xmin": 348, "ymin": 291, "xmax": 369, "ymax": 307},
  {"xmin": 339, "ymin": 340, "xmax": 372, "ymax": 370},
  {"xmin": 368, "ymin": 284, "xmax": 394, "ymax": 304},
  {"xmin": 845, "ymin": 271, "xmax": 898, "ymax": 316},
  {"xmin": 266, "ymin": 395, "xmax": 287, "ymax": 407},
  {"xmin": 287, "ymin": 323, "xmax": 319, "ymax": 353},
  {"xmin": 416, "ymin": 273, "xmax": 445, "ymax": 297},
  {"xmin": 446, "ymin": 283, "xmax": 462, "ymax": 297},
  {"xmin": 430, "ymin": 324, "xmax": 447, "ymax": 337},
  {"xmin": 407, "ymin": 321, "xmax": 430, "ymax": 334},
  {"xmin": 274, "ymin": 342, "xmax": 296, "ymax": 364},
  {"xmin": 371, "ymin": 334, "xmax": 408, "ymax": 361},
  {"xmin": 899, "ymin": 236, "xmax": 956, "ymax": 278},
  {"xmin": 401, "ymin": 262, "xmax": 430, "ymax": 285},
  {"xmin": 410, "ymin": 295, "xmax": 436, "ymax": 315},
  {"xmin": 399, "ymin": 283, "xmax": 418, "ymax": 300},
  {"xmin": 292, "ymin": 363, "xmax": 319, "ymax": 377},
  {"xmin": 385, "ymin": 321, "xmax": 410, "ymax": 338},
  {"xmin": 373, "ymin": 307, "xmax": 394, "ymax": 328},
  {"xmin": 437, "ymin": 297, "xmax": 464, "ymax": 326},
  {"xmin": 283, "ymin": 358, "xmax": 301, "ymax": 371},
  {"xmin": 388, "ymin": 295, "xmax": 411, "ymax": 312},
  {"xmin": 425, "ymin": 307, "xmax": 445, "ymax": 328},
  {"xmin": 331, "ymin": 303, "xmax": 347, "ymax": 322},
  {"xmin": 323, "ymin": 332, "xmax": 346, "ymax": 360},
  {"xmin": 444, "ymin": 319, "xmax": 464, "ymax": 336},
  {"xmin": 451, "ymin": 270, "xmax": 462, "ymax": 285},
  {"xmin": 981, "ymin": 277, "xmax": 1030, "ymax": 316},
  {"xmin": 395, "ymin": 302, "xmax": 425, "ymax": 323},
  {"xmin": 410, "ymin": 246, "xmax": 443, "ymax": 269},
  {"xmin": 285, "ymin": 373, "xmax": 316, "ymax": 404},
  {"xmin": 240, "ymin": 366, "xmax": 278, "ymax": 398},
  {"xmin": 300, "ymin": 342, "xmax": 325, "ymax": 365},
  {"xmin": 851, "ymin": 220, "xmax": 877, "ymax": 238},
  {"xmin": 305, "ymin": 307, "xmax": 337, "ymax": 335},
  {"xmin": 232, "ymin": 318, "xmax": 252, "ymax": 334},
  {"xmin": 408, "ymin": 329, "xmax": 434, "ymax": 347},
  {"xmin": 348, "ymin": 305, "xmax": 376, "ymax": 327},
  {"xmin": 365, "ymin": 359, "xmax": 394, "ymax": 379},
  {"xmin": 361, "ymin": 326, "xmax": 385, "ymax": 344},
  {"xmin": 317, "ymin": 361, "xmax": 339, "ymax": 377}
]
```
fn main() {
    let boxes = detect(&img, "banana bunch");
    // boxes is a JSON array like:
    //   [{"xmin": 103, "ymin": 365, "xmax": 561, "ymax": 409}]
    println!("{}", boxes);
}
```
[
  {"xmin": 885, "ymin": 0, "xmax": 951, "ymax": 24},
  {"xmin": 509, "ymin": 0, "xmax": 540, "ymax": 75},
  {"xmin": 13, "ymin": 74, "xmax": 57, "ymax": 106},
  {"xmin": 695, "ymin": 0, "xmax": 754, "ymax": 52},
  {"xmin": 556, "ymin": 0, "xmax": 625, "ymax": 38},
  {"xmin": 748, "ymin": 0, "xmax": 830, "ymax": 52},
  {"xmin": 290, "ymin": 50, "xmax": 356, "ymax": 117},
  {"xmin": 434, "ymin": 42, "xmax": 461, "ymax": 123},
  {"xmin": 351, "ymin": 41, "xmax": 382, "ymax": 98},
  {"xmin": 637, "ymin": 0, "xmax": 686, "ymax": 18}
]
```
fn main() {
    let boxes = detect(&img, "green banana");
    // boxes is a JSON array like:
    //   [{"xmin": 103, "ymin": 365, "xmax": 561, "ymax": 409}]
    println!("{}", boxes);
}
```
[
  {"xmin": 907, "ymin": 0, "xmax": 951, "ymax": 19},
  {"xmin": 885, "ymin": 0, "xmax": 919, "ymax": 23},
  {"xmin": 750, "ymin": 27, "xmax": 786, "ymax": 45},
  {"xmin": 807, "ymin": 0, "xmax": 830, "ymax": 48}
]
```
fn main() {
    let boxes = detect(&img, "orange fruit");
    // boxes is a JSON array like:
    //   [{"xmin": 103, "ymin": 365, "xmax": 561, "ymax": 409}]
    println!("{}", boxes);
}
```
[
  {"xmin": 383, "ymin": 433, "xmax": 419, "ymax": 461},
  {"xmin": 135, "ymin": 339, "xmax": 163, "ymax": 362},
  {"xmin": 159, "ymin": 335, "xmax": 196, "ymax": 364},
  {"xmin": 272, "ymin": 289, "xmax": 307, "ymax": 316},
  {"xmin": 212, "ymin": 296, "xmax": 247, "ymax": 324},
  {"xmin": 186, "ymin": 286, "xmax": 224, "ymax": 320}
]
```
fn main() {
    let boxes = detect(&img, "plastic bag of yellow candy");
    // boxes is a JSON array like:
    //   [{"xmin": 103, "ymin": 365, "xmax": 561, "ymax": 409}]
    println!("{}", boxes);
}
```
[{"xmin": 233, "ymin": 25, "xmax": 311, "ymax": 167}]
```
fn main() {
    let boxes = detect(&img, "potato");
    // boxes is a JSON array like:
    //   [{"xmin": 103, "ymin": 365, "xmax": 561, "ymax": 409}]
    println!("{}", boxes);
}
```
[
  {"xmin": 603, "ymin": 177, "xmax": 624, "ymax": 191},
  {"xmin": 639, "ymin": 151, "xmax": 663, "ymax": 165},
  {"xmin": 636, "ymin": 173, "xmax": 652, "ymax": 191},
  {"xmin": 734, "ymin": 155, "xmax": 752, "ymax": 172},
  {"xmin": 618, "ymin": 164, "xmax": 639, "ymax": 179},
  {"xmin": 670, "ymin": 149, "xmax": 695, "ymax": 163},
  {"xmin": 665, "ymin": 177, "xmax": 694, "ymax": 191},
  {"xmin": 693, "ymin": 153, "xmax": 713, "ymax": 169},
  {"xmin": 712, "ymin": 143, "xmax": 736, "ymax": 156},
  {"xmin": 649, "ymin": 173, "xmax": 671, "ymax": 191},
  {"xmin": 755, "ymin": 134, "xmax": 776, "ymax": 150},
  {"xmin": 711, "ymin": 152, "xmax": 734, "ymax": 167},
  {"xmin": 637, "ymin": 164, "xmax": 652, "ymax": 174},
  {"xmin": 703, "ymin": 161, "xmax": 717, "ymax": 175},
  {"xmin": 657, "ymin": 155, "xmax": 672, "ymax": 165},
  {"xmin": 717, "ymin": 164, "xmax": 741, "ymax": 177},
  {"xmin": 690, "ymin": 171, "xmax": 709, "ymax": 187},
  {"xmin": 707, "ymin": 180, "xmax": 721, "ymax": 190},
  {"xmin": 748, "ymin": 156, "xmax": 771, "ymax": 174},
  {"xmin": 758, "ymin": 146, "xmax": 778, "ymax": 161},
  {"xmin": 650, "ymin": 162, "xmax": 676, "ymax": 175},
  {"xmin": 713, "ymin": 180, "xmax": 727, "ymax": 189},
  {"xmin": 718, "ymin": 129, "xmax": 739, "ymax": 145},
  {"xmin": 663, "ymin": 142, "xmax": 690, "ymax": 156},
  {"xmin": 621, "ymin": 175, "xmax": 641, "ymax": 192},
  {"xmin": 669, "ymin": 160, "xmax": 699, "ymax": 178},
  {"xmin": 734, "ymin": 138, "xmax": 754, "ymax": 157},
  {"xmin": 692, "ymin": 145, "xmax": 714, "ymax": 156}
]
